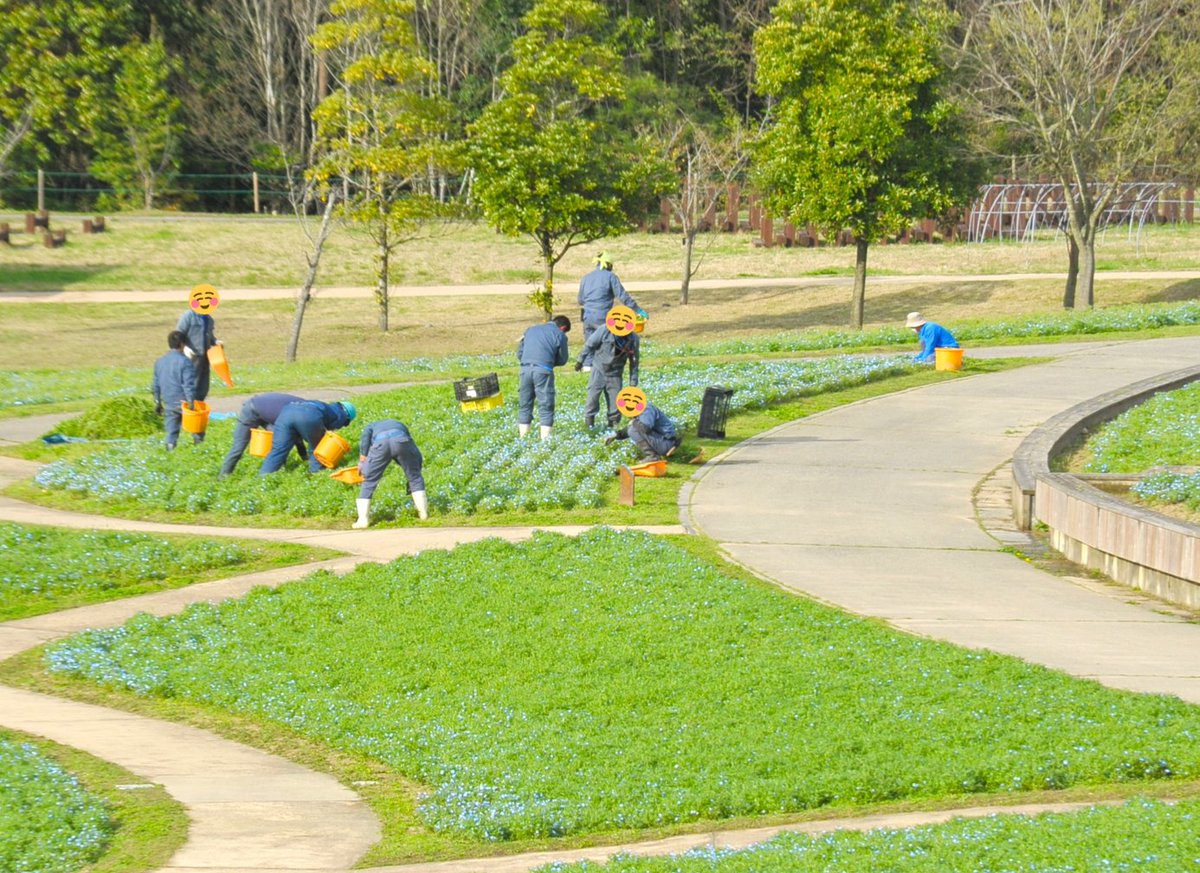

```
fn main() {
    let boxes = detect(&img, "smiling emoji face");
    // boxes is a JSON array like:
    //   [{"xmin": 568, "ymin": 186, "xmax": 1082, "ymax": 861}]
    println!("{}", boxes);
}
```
[
  {"xmin": 605, "ymin": 305, "xmax": 636, "ymax": 337},
  {"xmin": 189, "ymin": 284, "xmax": 220, "ymax": 315},
  {"xmin": 616, "ymin": 386, "xmax": 647, "ymax": 418}
]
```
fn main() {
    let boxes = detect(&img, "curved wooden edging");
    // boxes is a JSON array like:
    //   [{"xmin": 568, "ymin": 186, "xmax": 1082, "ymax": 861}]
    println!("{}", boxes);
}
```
[{"xmin": 1011, "ymin": 364, "xmax": 1200, "ymax": 609}]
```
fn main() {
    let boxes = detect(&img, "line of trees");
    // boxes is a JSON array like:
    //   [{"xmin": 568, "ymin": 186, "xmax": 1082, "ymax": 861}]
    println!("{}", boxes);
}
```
[{"xmin": 3, "ymin": 0, "xmax": 1198, "ymax": 347}]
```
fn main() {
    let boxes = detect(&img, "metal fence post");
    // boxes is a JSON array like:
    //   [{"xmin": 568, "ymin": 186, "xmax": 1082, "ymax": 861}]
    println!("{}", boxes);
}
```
[{"xmin": 37, "ymin": 168, "xmax": 44, "ymax": 212}]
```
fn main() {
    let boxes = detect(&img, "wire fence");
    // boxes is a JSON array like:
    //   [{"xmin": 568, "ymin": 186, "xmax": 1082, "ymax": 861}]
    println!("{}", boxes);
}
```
[{"xmin": 0, "ymin": 170, "xmax": 296, "ymax": 213}]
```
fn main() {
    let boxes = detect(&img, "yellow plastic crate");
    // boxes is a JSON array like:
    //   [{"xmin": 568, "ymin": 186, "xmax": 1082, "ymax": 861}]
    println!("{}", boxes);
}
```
[{"xmin": 460, "ymin": 393, "xmax": 504, "ymax": 413}]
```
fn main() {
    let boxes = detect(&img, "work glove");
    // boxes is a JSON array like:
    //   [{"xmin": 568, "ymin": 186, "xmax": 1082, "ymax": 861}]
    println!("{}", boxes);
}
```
[
  {"xmin": 574, "ymin": 360, "xmax": 583, "ymax": 372},
  {"xmin": 636, "ymin": 308, "xmax": 648, "ymax": 319}
]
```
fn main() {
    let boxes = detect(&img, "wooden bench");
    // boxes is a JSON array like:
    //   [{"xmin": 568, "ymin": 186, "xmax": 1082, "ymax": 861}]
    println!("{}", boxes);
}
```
[
  {"xmin": 43, "ymin": 229, "xmax": 67, "ymax": 248},
  {"xmin": 82, "ymin": 216, "xmax": 106, "ymax": 233}
]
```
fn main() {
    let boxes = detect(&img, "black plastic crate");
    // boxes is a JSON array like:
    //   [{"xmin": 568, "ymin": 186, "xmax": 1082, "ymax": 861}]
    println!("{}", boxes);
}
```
[
  {"xmin": 697, "ymin": 385, "xmax": 735, "ymax": 439},
  {"xmin": 453, "ymin": 373, "xmax": 500, "ymax": 402}
]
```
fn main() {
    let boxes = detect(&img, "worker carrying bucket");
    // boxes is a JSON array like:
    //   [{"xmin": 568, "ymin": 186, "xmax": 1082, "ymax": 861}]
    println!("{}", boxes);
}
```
[
  {"xmin": 219, "ymin": 393, "xmax": 310, "ymax": 477},
  {"xmin": 258, "ymin": 400, "xmax": 356, "ymax": 475},
  {"xmin": 351, "ymin": 419, "xmax": 427, "ymax": 528},
  {"xmin": 151, "ymin": 330, "xmax": 200, "ymax": 450}
]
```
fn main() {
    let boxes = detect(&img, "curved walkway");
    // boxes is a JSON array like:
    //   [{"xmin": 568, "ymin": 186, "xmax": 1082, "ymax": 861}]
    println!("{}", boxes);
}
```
[
  {"xmin": 687, "ymin": 334, "xmax": 1200, "ymax": 703},
  {"xmin": 4, "ymin": 337, "xmax": 1200, "ymax": 870}
]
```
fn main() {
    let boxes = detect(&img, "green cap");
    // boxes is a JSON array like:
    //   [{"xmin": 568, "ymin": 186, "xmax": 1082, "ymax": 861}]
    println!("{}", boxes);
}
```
[
  {"xmin": 340, "ymin": 401, "xmax": 357, "ymax": 422},
  {"xmin": 596, "ymin": 251, "xmax": 613, "ymax": 268}
]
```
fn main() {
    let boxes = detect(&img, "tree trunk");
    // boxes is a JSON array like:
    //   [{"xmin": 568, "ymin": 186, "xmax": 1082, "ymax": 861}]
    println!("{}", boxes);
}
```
[
  {"xmin": 850, "ymin": 236, "xmax": 869, "ymax": 330},
  {"xmin": 1077, "ymin": 234, "xmax": 1097, "ymax": 308},
  {"xmin": 680, "ymin": 231, "xmax": 695, "ymax": 304},
  {"xmin": 1062, "ymin": 235, "xmax": 1079, "ymax": 309},
  {"xmin": 376, "ymin": 224, "xmax": 389, "ymax": 332},
  {"xmin": 286, "ymin": 191, "xmax": 338, "ymax": 362}
]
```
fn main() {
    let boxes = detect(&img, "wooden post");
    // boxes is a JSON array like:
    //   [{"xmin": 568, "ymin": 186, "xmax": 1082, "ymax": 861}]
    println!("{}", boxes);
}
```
[
  {"xmin": 725, "ymin": 184, "xmax": 739, "ymax": 231},
  {"xmin": 25, "ymin": 213, "xmax": 36, "ymax": 234},
  {"xmin": 37, "ymin": 169, "xmax": 45, "ymax": 213},
  {"xmin": 252, "ymin": 171, "xmax": 261, "ymax": 214},
  {"xmin": 618, "ymin": 465, "xmax": 635, "ymax": 506},
  {"xmin": 1186, "ymin": 188, "xmax": 1195, "ymax": 224},
  {"xmin": 0, "ymin": 222, "xmax": 9, "ymax": 244},
  {"xmin": 35, "ymin": 210, "xmax": 49, "ymax": 230},
  {"xmin": 783, "ymin": 222, "xmax": 796, "ymax": 247},
  {"xmin": 94, "ymin": 216, "xmax": 105, "ymax": 233},
  {"xmin": 703, "ymin": 189, "xmax": 717, "ymax": 232},
  {"xmin": 82, "ymin": 219, "xmax": 93, "ymax": 234},
  {"xmin": 760, "ymin": 214, "xmax": 773, "ymax": 247},
  {"xmin": 748, "ymin": 197, "xmax": 761, "ymax": 232}
]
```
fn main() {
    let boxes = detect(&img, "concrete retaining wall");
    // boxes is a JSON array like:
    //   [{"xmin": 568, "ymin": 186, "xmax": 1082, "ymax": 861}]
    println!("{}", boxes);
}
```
[{"xmin": 1011, "ymin": 365, "xmax": 1200, "ymax": 609}]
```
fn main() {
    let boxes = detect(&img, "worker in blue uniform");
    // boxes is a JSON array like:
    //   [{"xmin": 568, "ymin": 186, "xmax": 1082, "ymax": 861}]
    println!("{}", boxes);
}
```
[
  {"xmin": 220, "ymin": 392, "xmax": 307, "ymax": 476},
  {"xmin": 352, "ymin": 419, "xmax": 427, "ymax": 528},
  {"xmin": 151, "ymin": 330, "xmax": 199, "ymax": 450},
  {"xmin": 258, "ymin": 399, "xmax": 356, "ymax": 475},
  {"xmin": 608, "ymin": 403, "xmax": 682, "ymax": 461},
  {"xmin": 517, "ymin": 315, "xmax": 571, "ymax": 439},
  {"xmin": 575, "ymin": 318, "xmax": 640, "ymax": 429},
  {"xmin": 905, "ymin": 311, "xmax": 959, "ymax": 364},
  {"xmin": 177, "ymin": 286, "xmax": 221, "ymax": 401},
  {"xmin": 577, "ymin": 252, "xmax": 644, "ymax": 369}
]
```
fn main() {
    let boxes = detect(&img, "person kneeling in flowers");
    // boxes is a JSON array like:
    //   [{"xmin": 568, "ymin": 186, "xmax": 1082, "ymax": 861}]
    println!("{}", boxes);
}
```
[
  {"xmin": 353, "ymin": 419, "xmax": 427, "ymax": 528},
  {"xmin": 607, "ymin": 397, "xmax": 682, "ymax": 461}
]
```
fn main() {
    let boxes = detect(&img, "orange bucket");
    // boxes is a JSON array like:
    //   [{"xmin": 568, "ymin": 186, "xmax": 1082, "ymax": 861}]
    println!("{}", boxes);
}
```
[
  {"xmin": 631, "ymin": 458, "xmax": 667, "ymax": 478},
  {"xmin": 248, "ymin": 427, "xmax": 273, "ymax": 457},
  {"xmin": 633, "ymin": 316, "xmax": 646, "ymax": 333},
  {"xmin": 934, "ymin": 347, "xmax": 964, "ymax": 371},
  {"xmin": 313, "ymin": 431, "xmax": 351, "ymax": 469},
  {"xmin": 180, "ymin": 400, "xmax": 210, "ymax": 434},
  {"xmin": 329, "ymin": 467, "xmax": 364, "ymax": 485},
  {"xmin": 207, "ymin": 344, "xmax": 234, "ymax": 388}
]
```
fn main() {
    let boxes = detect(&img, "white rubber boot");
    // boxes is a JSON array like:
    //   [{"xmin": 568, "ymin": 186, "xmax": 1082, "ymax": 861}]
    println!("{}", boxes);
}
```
[
  {"xmin": 540, "ymin": 425, "xmax": 552, "ymax": 440},
  {"xmin": 518, "ymin": 423, "xmax": 530, "ymax": 437},
  {"xmin": 412, "ymin": 490, "xmax": 429, "ymax": 520},
  {"xmin": 352, "ymin": 498, "xmax": 370, "ymax": 529}
]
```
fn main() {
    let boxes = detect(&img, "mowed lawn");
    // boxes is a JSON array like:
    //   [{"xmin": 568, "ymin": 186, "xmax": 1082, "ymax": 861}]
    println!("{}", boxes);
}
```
[{"xmin": 44, "ymin": 530, "xmax": 1200, "ymax": 851}]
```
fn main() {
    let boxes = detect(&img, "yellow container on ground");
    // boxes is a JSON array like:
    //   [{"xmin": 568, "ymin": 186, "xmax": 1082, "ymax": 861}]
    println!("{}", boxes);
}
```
[
  {"xmin": 207, "ymin": 344, "xmax": 234, "ymax": 388},
  {"xmin": 935, "ymin": 347, "xmax": 964, "ymax": 371},
  {"xmin": 631, "ymin": 458, "xmax": 667, "ymax": 478},
  {"xmin": 180, "ymin": 400, "xmax": 210, "ymax": 434},
  {"xmin": 634, "ymin": 317, "xmax": 646, "ymax": 333},
  {"xmin": 248, "ymin": 427, "xmax": 273, "ymax": 457},
  {"xmin": 313, "ymin": 431, "xmax": 352, "ymax": 469},
  {"xmin": 460, "ymin": 393, "xmax": 504, "ymax": 413}
]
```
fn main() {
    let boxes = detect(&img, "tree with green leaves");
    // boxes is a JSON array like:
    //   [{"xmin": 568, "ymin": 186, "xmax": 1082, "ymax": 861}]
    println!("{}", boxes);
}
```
[
  {"xmin": 312, "ymin": 0, "xmax": 453, "ymax": 332},
  {"xmin": 0, "ymin": 2, "xmax": 133, "ymax": 180},
  {"xmin": 753, "ymin": 0, "xmax": 981, "ymax": 329},
  {"xmin": 87, "ymin": 37, "xmax": 183, "ymax": 209},
  {"xmin": 468, "ymin": 0, "xmax": 671, "ymax": 317}
]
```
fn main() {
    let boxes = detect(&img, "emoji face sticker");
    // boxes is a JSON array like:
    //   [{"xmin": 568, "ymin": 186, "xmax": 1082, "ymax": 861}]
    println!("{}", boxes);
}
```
[
  {"xmin": 616, "ymin": 386, "xmax": 647, "ymax": 418},
  {"xmin": 605, "ymin": 305, "xmax": 636, "ymax": 337},
  {"xmin": 189, "ymin": 284, "xmax": 220, "ymax": 315}
]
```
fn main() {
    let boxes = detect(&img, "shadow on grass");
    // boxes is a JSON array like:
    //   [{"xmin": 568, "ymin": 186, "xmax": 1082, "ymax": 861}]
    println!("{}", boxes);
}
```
[
  {"xmin": 1145, "ymin": 279, "xmax": 1200, "ymax": 304},
  {"xmin": 0, "ymin": 263, "xmax": 122, "ymax": 293}
]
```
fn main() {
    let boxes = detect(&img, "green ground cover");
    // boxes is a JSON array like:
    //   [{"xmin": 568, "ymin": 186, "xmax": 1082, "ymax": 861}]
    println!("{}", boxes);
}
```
[
  {"xmin": 43, "ymin": 530, "xmax": 1200, "ymax": 847},
  {"xmin": 0, "ymin": 730, "xmax": 111, "ymax": 872},
  {"xmin": 4, "ymin": 301, "xmax": 1200, "ymax": 419},
  {"xmin": 541, "ymin": 798, "xmax": 1200, "ymax": 872},
  {"xmin": 26, "ymin": 356, "xmax": 917, "ymax": 527},
  {"xmin": 53, "ymin": 396, "xmax": 162, "ymax": 440},
  {"xmin": 1071, "ymin": 380, "xmax": 1200, "ymax": 514},
  {"xmin": 0, "ymin": 522, "xmax": 335, "ymax": 621}
]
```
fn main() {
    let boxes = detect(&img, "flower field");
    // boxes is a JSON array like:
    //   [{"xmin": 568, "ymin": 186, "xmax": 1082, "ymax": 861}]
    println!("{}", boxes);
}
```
[
  {"xmin": 0, "ymin": 733, "xmax": 110, "ymax": 873},
  {"xmin": 46, "ymin": 530, "xmax": 1200, "ymax": 842},
  {"xmin": 33, "ymin": 356, "xmax": 913, "ymax": 521},
  {"xmin": 0, "ymin": 523, "xmax": 317, "ymax": 621},
  {"xmin": 538, "ymin": 798, "xmax": 1200, "ymax": 872},
  {"xmin": 8, "ymin": 300, "xmax": 1200, "ymax": 415},
  {"xmin": 1074, "ymin": 380, "xmax": 1200, "ymax": 510}
]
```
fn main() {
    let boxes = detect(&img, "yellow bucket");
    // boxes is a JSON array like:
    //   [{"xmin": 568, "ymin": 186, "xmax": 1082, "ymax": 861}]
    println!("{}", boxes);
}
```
[
  {"xmin": 248, "ymin": 427, "xmax": 273, "ymax": 457},
  {"xmin": 180, "ymin": 400, "xmax": 210, "ymax": 434},
  {"xmin": 207, "ymin": 344, "xmax": 234, "ymax": 388},
  {"xmin": 329, "ymin": 467, "xmax": 364, "ymax": 485},
  {"xmin": 934, "ymin": 347, "xmax": 964, "ymax": 371},
  {"xmin": 631, "ymin": 458, "xmax": 667, "ymax": 478},
  {"xmin": 313, "ymin": 431, "xmax": 351, "ymax": 469},
  {"xmin": 633, "ymin": 316, "xmax": 646, "ymax": 333}
]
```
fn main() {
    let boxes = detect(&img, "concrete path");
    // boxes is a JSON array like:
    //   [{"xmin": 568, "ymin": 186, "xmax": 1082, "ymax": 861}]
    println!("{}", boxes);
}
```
[
  {"xmin": 2, "ymin": 269, "xmax": 1198, "ymax": 304},
  {"xmin": 687, "ymin": 335, "xmax": 1200, "ymax": 703}
]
